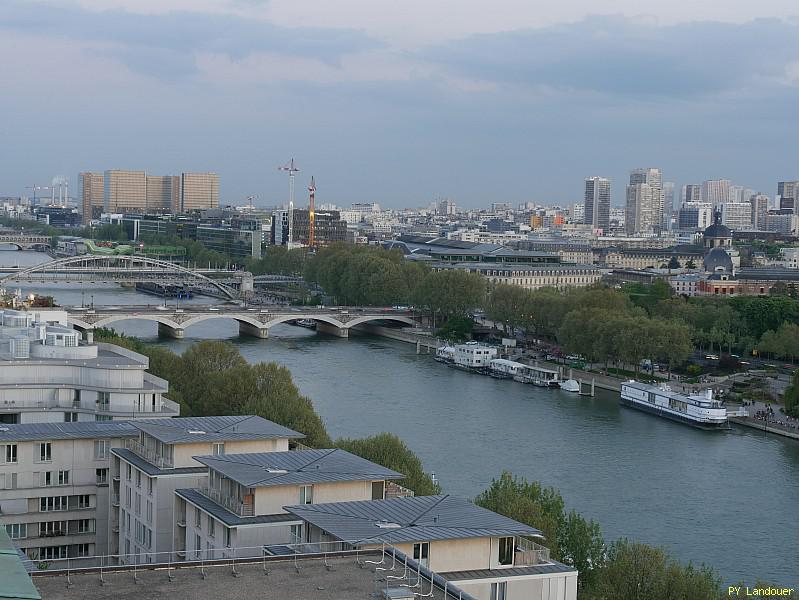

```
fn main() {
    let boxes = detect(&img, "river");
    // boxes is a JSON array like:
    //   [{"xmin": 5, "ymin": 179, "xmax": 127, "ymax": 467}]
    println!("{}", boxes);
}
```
[{"xmin": 4, "ymin": 250, "xmax": 799, "ymax": 585}]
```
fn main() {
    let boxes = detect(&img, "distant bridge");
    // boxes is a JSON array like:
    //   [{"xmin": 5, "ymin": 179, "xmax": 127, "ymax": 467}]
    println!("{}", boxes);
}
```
[
  {"xmin": 0, "ymin": 255, "xmax": 249, "ymax": 300},
  {"xmin": 0, "ymin": 234, "xmax": 52, "ymax": 250},
  {"xmin": 65, "ymin": 305, "xmax": 418, "ymax": 339}
]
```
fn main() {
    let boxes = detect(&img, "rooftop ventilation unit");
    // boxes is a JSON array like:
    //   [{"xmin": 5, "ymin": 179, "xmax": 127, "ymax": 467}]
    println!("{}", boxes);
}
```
[
  {"xmin": 266, "ymin": 468, "xmax": 288, "ymax": 474},
  {"xmin": 188, "ymin": 430, "xmax": 207, "ymax": 435},
  {"xmin": 375, "ymin": 521, "xmax": 402, "ymax": 529}
]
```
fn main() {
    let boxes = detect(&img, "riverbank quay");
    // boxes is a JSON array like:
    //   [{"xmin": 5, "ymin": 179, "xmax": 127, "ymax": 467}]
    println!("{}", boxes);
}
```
[{"xmin": 731, "ymin": 417, "xmax": 799, "ymax": 440}]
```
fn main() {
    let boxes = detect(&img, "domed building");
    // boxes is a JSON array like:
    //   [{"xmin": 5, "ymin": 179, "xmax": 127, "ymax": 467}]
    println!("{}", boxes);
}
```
[
  {"xmin": 703, "ymin": 212, "xmax": 733, "ymax": 249},
  {"xmin": 701, "ymin": 211, "xmax": 738, "ymax": 272},
  {"xmin": 703, "ymin": 246, "xmax": 734, "ymax": 273}
]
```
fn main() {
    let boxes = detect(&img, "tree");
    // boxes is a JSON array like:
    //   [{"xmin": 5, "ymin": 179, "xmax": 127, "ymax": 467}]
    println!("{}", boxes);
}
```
[
  {"xmin": 782, "ymin": 369, "xmax": 799, "ymax": 417},
  {"xmin": 335, "ymin": 433, "xmax": 440, "ymax": 495},
  {"xmin": 668, "ymin": 256, "xmax": 681, "ymax": 270},
  {"xmin": 558, "ymin": 510, "xmax": 605, "ymax": 591},
  {"xmin": 685, "ymin": 259, "xmax": 697, "ymax": 269}
]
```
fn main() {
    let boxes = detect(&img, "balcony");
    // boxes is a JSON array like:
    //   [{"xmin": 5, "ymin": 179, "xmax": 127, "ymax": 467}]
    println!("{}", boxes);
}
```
[
  {"xmin": 198, "ymin": 486, "xmax": 254, "ymax": 517},
  {"xmin": 384, "ymin": 481, "xmax": 415, "ymax": 499},
  {"xmin": 514, "ymin": 537, "xmax": 551, "ymax": 566},
  {"xmin": 124, "ymin": 438, "xmax": 173, "ymax": 469},
  {"xmin": 111, "ymin": 494, "xmax": 120, "ymax": 507}
]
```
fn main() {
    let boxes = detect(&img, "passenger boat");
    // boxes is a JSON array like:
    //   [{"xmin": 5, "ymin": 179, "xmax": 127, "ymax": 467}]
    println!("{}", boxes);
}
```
[
  {"xmin": 489, "ymin": 358, "xmax": 523, "ymax": 379},
  {"xmin": 619, "ymin": 381, "xmax": 736, "ymax": 430},
  {"xmin": 451, "ymin": 342, "xmax": 497, "ymax": 373},
  {"xmin": 513, "ymin": 363, "xmax": 561, "ymax": 387},
  {"xmin": 435, "ymin": 345, "xmax": 455, "ymax": 364},
  {"xmin": 292, "ymin": 319, "xmax": 317, "ymax": 329}
]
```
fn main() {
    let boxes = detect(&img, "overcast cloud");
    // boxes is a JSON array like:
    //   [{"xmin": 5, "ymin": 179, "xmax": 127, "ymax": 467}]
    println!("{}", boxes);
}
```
[{"xmin": 0, "ymin": 0, "xmax": 797, "ymax": 207}]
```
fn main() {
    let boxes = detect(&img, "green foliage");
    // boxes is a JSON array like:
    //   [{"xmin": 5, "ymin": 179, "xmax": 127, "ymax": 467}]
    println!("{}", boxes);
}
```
[
  {"xmin": 783, "ymin": 370, "xmax": 799, "ymax": 417},
  {"xmin": 413, "ymin": 269, "xmax": 486, "ymax": 322},
  {"xmin": 436, "ymin": 316, "xmax": 474, "ymax": 342},
  {"xmin": 245, "ymin": 246, "xmax": 308, "ymax": 276},
  {"xmin": 757, "ymin": 322, "xmax": 799, "ymax": 361},
  {"xmin": 585, "ymin": 539, "xmax": 722, "ymax": 600},
  {"xmin": 90, "ymin": 224, "xmax": 128, "ymax": 242},
  {"xmin": 335, "ymin": 433, "xmax": 441, "ymax": 496}
]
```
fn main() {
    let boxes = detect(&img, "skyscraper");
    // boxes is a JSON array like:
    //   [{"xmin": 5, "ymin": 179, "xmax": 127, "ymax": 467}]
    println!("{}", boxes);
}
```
[
  {"xmin": 146, "ymin": 175, "xmax": 181, "ymax": 213},
  {"xmin": 79, "ymin": 172, "xmax": 104, "ymax": 225},
  {"xmin": 180, "ymin": 172, "xmax": 219, "ymax": 212},
  {"xmin": 777, "ymin": 181, "xmax": 798, "ymax": 211},
  {"xmin": 682, "ymin": 184, "xmax": 701, "ymax": 203},
  {"xmin": 104, "ymin": 170, "xmax": 147, "ymax": 214},
  {"xmin": 583, "ymin": 177, "xmax": 611, "ymax": 232},
  {"xmin": 701, "ymin": 179, "xmax": 731, "ymax": 206},
  {"xmin": 629, "ymin": 168, "xmax": 663, "ymax": 231},
  {"xmin": 750, "ymin": 193, "xmax": 769, "ymax": 230},
  {"xmin": 625, "ymin": 183, "xmax": 656, "ymax": 235},
  {"xmin": 662, "ymin": 182, "xmax": 675, "ymax": 230}
]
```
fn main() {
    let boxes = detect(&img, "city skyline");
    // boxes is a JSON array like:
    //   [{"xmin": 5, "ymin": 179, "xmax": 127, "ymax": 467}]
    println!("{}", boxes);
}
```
[{"xmin": 1, "ymin": 2, "xmax": 798, "ymax": 207}]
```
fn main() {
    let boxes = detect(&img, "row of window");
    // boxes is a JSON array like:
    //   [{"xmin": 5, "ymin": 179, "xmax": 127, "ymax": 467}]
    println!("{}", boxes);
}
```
[
  {"xmin": 0, "ymin": 441, "xmax": 113, "ymax": 464},
  {"xmin": 39, "ymin": 494, "xmax": 92, "ymax": 512},
  {"xmin": 0, "ymin": 469, "xmax": 107, "ymax": 490},
  {"xmin": 5, "ymin": 519, "xmax": 95, "ymax": 540},
  {"xmin": 24, "ymin": 543, "xmax": 92, "ymax": 561},
  {"xmin": 125, "ymin": 463, "xmax": 154, "ymax": 495}
]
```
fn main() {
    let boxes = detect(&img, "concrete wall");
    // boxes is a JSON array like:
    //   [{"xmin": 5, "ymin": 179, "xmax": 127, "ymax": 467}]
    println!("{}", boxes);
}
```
[
  {"xmin": 457, "ymin": 572, "xmax": 578, "ymax": 600},
  {"xmin": 253, "ymin": 480, "xmax": 374, "ymax": 515},
  {"xmin": 172, "ymin": 438, "xmax": 284, "ymax": 468}
]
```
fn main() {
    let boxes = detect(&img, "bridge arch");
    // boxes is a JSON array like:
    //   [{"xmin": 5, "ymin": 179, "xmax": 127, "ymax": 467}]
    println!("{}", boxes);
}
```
[
  {"xmin": 0, "ymin": 254, "xmax": 238, "ymax": 300},
  {"xmin": 343, "ymin": 315, "xmax": 416, "ymax": 329},
  {"xmin": 263, "ymin": 314, "xmax": 347, "ymax": 329}
]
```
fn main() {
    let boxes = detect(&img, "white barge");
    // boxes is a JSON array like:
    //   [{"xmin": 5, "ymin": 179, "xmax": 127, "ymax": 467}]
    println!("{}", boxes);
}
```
[
  {"xmin": 513, "ymin": 363, "xmax": 561, "ymax": 387},
  {"xmin": 620, "ymin": 381, "xmax": 737, "ymax": 430},
  {"xmin": 451, "ymin": 342, "xmax": 498, "ymax": 372}
]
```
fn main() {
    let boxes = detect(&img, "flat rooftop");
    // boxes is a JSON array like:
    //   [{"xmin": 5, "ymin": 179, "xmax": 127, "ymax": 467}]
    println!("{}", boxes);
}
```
[{"xmin": 32, "ymin": 554, "xmax": 461, "ymax": 600}]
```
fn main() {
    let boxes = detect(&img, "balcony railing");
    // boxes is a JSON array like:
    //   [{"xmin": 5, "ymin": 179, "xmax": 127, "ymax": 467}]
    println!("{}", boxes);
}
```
[
  {"xmin": 124, "ymin": 439, "xmax": 173, "ymax": 469},
  {"xmin": 198, "ymin": 486, "xmax": 254, "ymax": 517},
  {"xmin": 514, "ymin": 537, "xmax": 551, "ymax": 566}
]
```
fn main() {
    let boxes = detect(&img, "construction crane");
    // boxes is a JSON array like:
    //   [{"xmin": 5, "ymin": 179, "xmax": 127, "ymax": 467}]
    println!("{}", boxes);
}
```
[
  {"xmin": 278, "ymin": 159, "xmax": 299, "ymax": 248},
  {"xmin": 307, "ymin": 177, "xmax": 317, "ymax": 248},
  {"xmin": 245, "ymin": 195, "xmax": 257, "ymax": 210}
]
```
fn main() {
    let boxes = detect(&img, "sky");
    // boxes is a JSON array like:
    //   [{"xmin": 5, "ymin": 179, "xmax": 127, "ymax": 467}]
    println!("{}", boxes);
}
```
[{"xmin": 1, "ymin": 0, "xmax": 799, "ymax": 208}]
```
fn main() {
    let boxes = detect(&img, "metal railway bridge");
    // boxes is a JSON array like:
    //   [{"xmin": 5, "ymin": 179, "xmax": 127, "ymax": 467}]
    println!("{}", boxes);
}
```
[
  {"xmin": 65, "ymin": 305, "xmax": 418, "ymax": 339},
  {"xmin": 0, "ymin": 255, "xmax": 249, "ymax": 300}
]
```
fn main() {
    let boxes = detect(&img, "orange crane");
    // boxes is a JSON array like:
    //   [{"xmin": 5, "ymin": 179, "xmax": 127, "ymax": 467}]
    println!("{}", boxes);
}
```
[{"xmin": 308, "ymin": 177, "xmax": 316, "ymax": 248}]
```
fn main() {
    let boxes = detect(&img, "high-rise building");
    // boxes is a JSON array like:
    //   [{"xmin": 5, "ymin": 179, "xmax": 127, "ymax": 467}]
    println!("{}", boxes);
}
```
[
  {"xmin": 625, "ymin": 183, "xmax": 656, "ymax": 235},
  {"xmin": 750, "ymin": 194, "xmax": 770, "ymax": 230},
  {"xmin": 145, "ymin": 175, "xmax": 180, "ymax": 213},
  {"xmin": 777, "ymin": 181, "xmax": 798, "ymax": 211},
  {"xmin": 662, "ymin": 182, "xmax": 675, "ymax": 229},
  {"xmin": 180, "ymin": 173, "xmax": 219, "ymax": 212},
  {"xmin": 682, "ymin": 184, "xmax": 702, "ymax": 203},
  {"xmin": 629, "ymin": 168, "xmax": 663, "ymax": 231},
  {"xmin": 104, "ymin": 170, "xmax": 147, "ymax": 214},
  {"xmin": 79, "ymin": 172, "xmax": 104, "ymax": 225},
  {"xmin": 678, "ymin": 202, "xmax": 713, "ymax": 231},
  {"xmin": 701, "ymin": 179, "xmax": 731, "ymax": 206},
  {"xmin": 271, "ymin": 209, "xmax": 347, "ymax": 247},
  {"xmin": 720, "ymin": 201, "xmax": 752, "ymax": 231},
  {"xmin": 583, "ymin": 177, "xmax": 611, "ymax": 232}
]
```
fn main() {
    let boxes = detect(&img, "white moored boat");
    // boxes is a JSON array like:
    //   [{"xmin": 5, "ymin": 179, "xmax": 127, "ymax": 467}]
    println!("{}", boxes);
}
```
[
  {"xmin": 489, "ymin": 358, "xmax": 524, "ymax": 379},
  {"xmin": 513, "ymin": 363, "xmax": 561, "ymax": 387},
  {"xmin": 435, "ymin": 345, "xmax": 455, "ymax": 364},
  {"xmin": 451, "ymin": 342, "xmax": 498, "ymax": 372},
  {"xmin": 620, "ymin": 381, "xmax": 739, "ymax": 430},
  {"xmin": 559, "ymin": 379, "xmax": 580, "ymax": 393}
]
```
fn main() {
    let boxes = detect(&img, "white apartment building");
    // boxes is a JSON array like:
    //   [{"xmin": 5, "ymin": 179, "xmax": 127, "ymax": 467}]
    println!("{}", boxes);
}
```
[
  {"xmin": 720, "ymin": 202, "xmax": 753, "ymax": 231},
  {"xmin": 0, "ymin": 421, "xmax": 137, "ymax": 560},
  {"xmin": 780, "ymin": 248, "xmax": 799, "ymax": 269},
  {"xmin": 174, "ymin": 448, "xmax": 404, "ymax": 560},
  {"xmin": 0, "ymin": 309, "xmax": 177, "ymax": 425},
  {"xmin": 111, "ymin": 416, "xmax": 303, "ymax": 563}
]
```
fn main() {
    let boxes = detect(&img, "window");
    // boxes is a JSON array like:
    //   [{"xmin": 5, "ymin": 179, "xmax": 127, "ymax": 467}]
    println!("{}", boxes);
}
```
[
  {"xmin": 126, "ymin": 464, "xmax": 131, "ymax": 481},
  {"xmin": 290, "ymin": 524, "xmax": 302, "ymax": 546},
  {"xmin": 97, "ymin": 391, "xmax": 110, "ymax": 410},
  {"xmin": 39, "ymin": 545, "xmax": 68, "ymax": 560},
  {"xmin": 58, "ymin": 470, "xmax": 70, "ymax": 486},
  {"xmin": 125, "ymin": 488, "xmax": 131, "ymax": 508},
  {"xmin": 224, "ymin": 527, "xmax": 232, "ymax": 548},
  {"xmin": 135, "ymin": 493, "xmax": 142, "ymax": 515},
  {"xmin": 498, "ymin": 537, "xmax": 514, "ymax": 566},
  {"xmin": 490, "ymin": 582, "xmax": 507, "ymax": 600},
  {"xmin": 195, "ymin": 508, "xmax": 202, "ymax": 529},
  {"xmin": 64, "ymin": 412, "xmax": 78, "ymax": 422},
  {"xmin": 1, "ymin": 444, "xmax": 17, "ymax": 464},
  {"xmin": 5, "ymin": 523, "xmax": 27, "ymax": 539},
  {"xmin": 77, "ymin": 519, "xmax": 93, "ymax": 534},
  {"xmin": 0, "ymin": 473, "xmax": 17, "ymax": 489},
  {"xmin": 75, "ymin": 543, "xmax": 91, "ymax": 557},
  {"xmin": 212, "ymin": 443, "xmax": 225, "ymax": 456},
  {"xmin": 37, "ymin": 442, "xmax": 52, "ymax": 463},
  {"xmin": 40, "ymin": 472, "xmax": 53, "ymax": 487},
  {"xmin": 94, "ymin": 440, "xmax": 110, "ymax": 460},
  {"xmin": 147, "ymin": 476, "xmax": 153, "ymax": 496},
  {"xmin": 136, "ymin": 470, "xmax": 141, "ymax": 488},
  {"xmin": 96, "ymin": 468, "xmax": 108, "ymax": 485},
  {"xmin": 95, "ymin": 415, "xmax": 112, "ymax": 422},
  {"xmin": 40, "ymin": 521, "xmax": 66, "ymax": 536},
  {"xmin": 78, "ymin": 494, "xmax": 91, "ymax": 509},
  {"xmin": 145, "ymin": 499, "xmax": 153, "ymax": 522},
  {"xmin": 299, "ymin": 485, "xmax": 313, "ymax": 505},
  {"xmin": 208, "ymin": 518, "xmax": 215, "ymax": 539},
  {"xmin": 195, "ymin": 534, "xmax": 201, "ymax": 559},
  {"xmin": 412, "ymin": 542, "xmax": 429, "ymax": 568},
  {"xmin": 39, "ymin": 496, "xmax": 68, "ymax": 512}
]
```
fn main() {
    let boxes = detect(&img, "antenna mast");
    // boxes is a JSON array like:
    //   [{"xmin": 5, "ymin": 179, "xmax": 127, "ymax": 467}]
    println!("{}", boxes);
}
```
[
  {"xmin": 278, "ymin": 159, "xmax": 300, "ymax": 247},
  {"xmin": 308, "ymin": 177, "xmax": 316, "ymax": 248}
]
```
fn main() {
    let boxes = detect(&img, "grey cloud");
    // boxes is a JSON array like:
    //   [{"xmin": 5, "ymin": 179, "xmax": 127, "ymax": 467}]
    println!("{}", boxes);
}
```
[
  {"xmin": 423, "ymin": 16, "xmax": 799, "ymax": 97},
  {"xmin": 0, "ymin": 1, "xmax": 379, "ymax": 78}
]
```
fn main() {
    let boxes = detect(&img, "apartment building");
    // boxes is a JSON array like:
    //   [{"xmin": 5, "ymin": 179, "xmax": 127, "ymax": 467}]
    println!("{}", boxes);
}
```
[
  {"xmin": 145, "ymin": 175, "xmax": 180, "ymax": 213},
  {"xmin": 110, "ymin": 416, "xmax": 303, "ymax": 563},
  {"xmin": 0, "ymin": 309, "xmax": 177, "ymax": 425},
  {"xmin": 0, "ymin": 421, "xmax": 137, "ymax": 560},
  {"xmin": 286, "ymin": 494, "xmax": 578, "ymax": 600},
  {"xmin": 435, "ymin": 263, "xmax": 602, "ymax": 290},
  {"xmin": 79, "ymin": 172, "xmax": 104, "ymax": 225},
  {"xmin": 174, "ymin": 448, "xmax": 404, "ymax": 560}
]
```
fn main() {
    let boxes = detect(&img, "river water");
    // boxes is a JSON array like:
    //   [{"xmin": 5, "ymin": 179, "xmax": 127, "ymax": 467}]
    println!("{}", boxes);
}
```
[{"xmin": 5, "ymin": 250, "xmax": 799, "ymax": 585}]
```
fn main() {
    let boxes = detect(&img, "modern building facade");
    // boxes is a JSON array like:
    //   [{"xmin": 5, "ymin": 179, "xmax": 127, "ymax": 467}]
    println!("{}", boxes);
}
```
[
  {"xmin": 104, "ymin": 170, "xmax": 147, "ymax": 214},
  {"xmin": 79, "ymin": 172, "xmax": 104, "ymax": 225},
  {"xmin": 719, "ymin": 202, "xmax": 753, "ymax": 231},
  {"xmin": 701, "ymin": 179, "xmax": 731, "ymax": 206},
  {"xmin": 180, "ymin": 173, "xmax": 219, "ymax": 213},
  {"xmin": 110, "ymin": 416, "xmax": 304, "ymax": 563},
  {"xmin": 750, "ymin": 194, "xmax": 770, "ymax": 230},
  {"xmin": 777, "ymin": 181, "xmax": 797, "ymax": 211},
  {"xmin": 583, "ymin": 177, "xmax": 610, "ymax": 232},
  {"xmin": 271, "ymin": 209, "xmax": 347, "ymax": 247},
  {"xmin": 0, "ymin": 310, "xmax": 177, "ymax": 425},
  {"xmin": 145, "ymin": 175, "xmax": 181, "ymax": 214},
  {"xmin": 677, "ymin": 202, "xmax": 713, "ymax": 231},
  {"xmin": 0, "ymin": 421, "xmax": 137, "ymax": 560},
  {"xmin": 625, "ymin": 183, "xmax": 656, "ymax": 234}
]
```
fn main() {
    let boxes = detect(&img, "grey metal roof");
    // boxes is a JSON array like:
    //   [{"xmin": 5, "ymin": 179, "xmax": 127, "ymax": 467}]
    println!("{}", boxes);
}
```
[
  {"xmin": 194, "ymin": 449, "xmax": 403, "ymax": 488},
  {"xmin": 175, "ymin": 488, "xmax": 302, "ymax": 527},
  {"xmin": 111, "ymin": 448, "xmax": 208, "ymax": 477},
  {"xmin": 132, "ymin": 415, "xmax": 304, "ymax": 443},
  {"xmin": 441, "ymin": 562, "xmax": 577, "ymax": 580},
  {"xmin": 284, "ymin": 495, "xmax": 541, "ymax": 545},
  {"xmin": 0, "ymin": 421, "xmax": 137, "ymax": 443}
]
